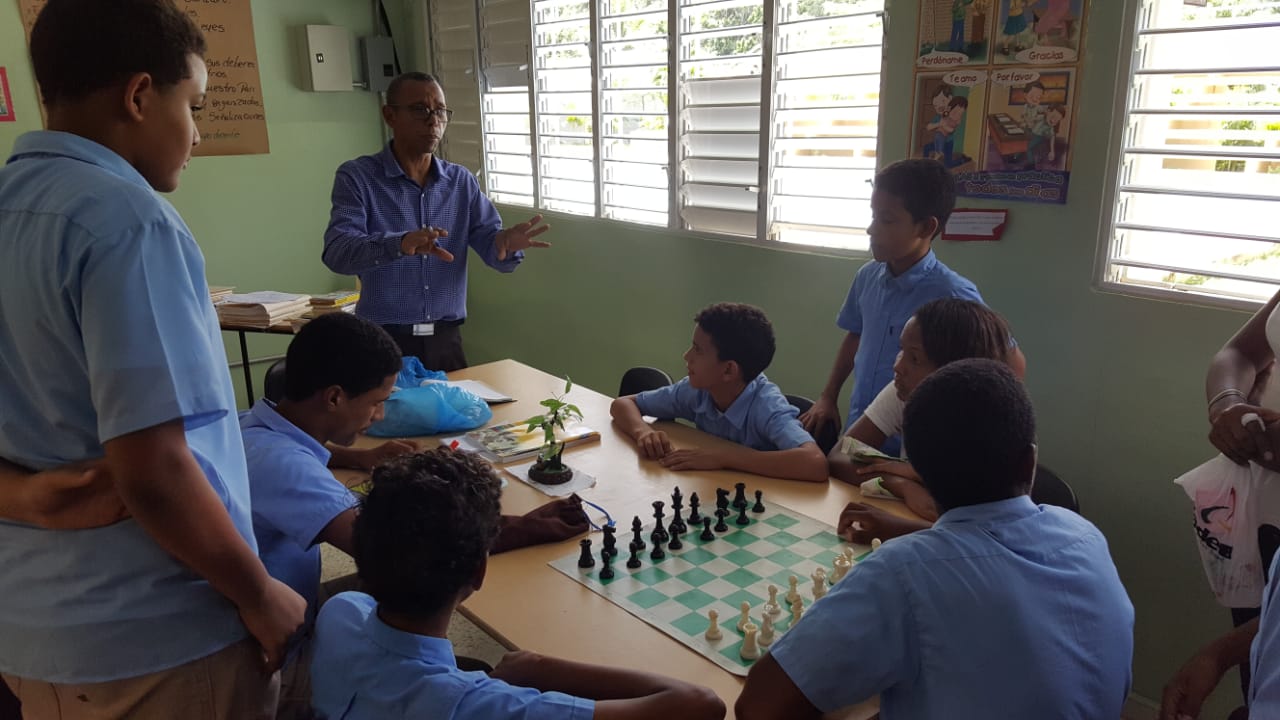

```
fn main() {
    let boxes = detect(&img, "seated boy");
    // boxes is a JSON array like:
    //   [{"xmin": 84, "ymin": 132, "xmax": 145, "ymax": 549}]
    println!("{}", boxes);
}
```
[
  {"xmin": 737, "ymin": 359, "xmax": 1133, "ymax": 720},
  {"xmin": 311, "ymin": 448, "xmax": 726, "ymax": 720},
  {"xmin": 798, "ymin": 159, "xmax": 1025, "ymax": 455},
  {"xmin": 610, "ymin": 303, "xmax": 827, "ymax": 482},
  {"xmin": 244, "ymin": 313, "xmax": 590, "ymax": 718}
]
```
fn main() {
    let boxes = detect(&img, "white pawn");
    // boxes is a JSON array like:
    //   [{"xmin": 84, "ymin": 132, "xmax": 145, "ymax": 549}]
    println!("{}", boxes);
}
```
[
  {"xmin": 871, "ymin": 538, "xmax": 882, "ymax": 551},
  {"xmin": 763, "ymin": 584, "xmax": 782, "ymax": 617},
  {"xmin": 811, "ymin": 567, "xmax": 828, "ymax": 600},
  {"xmin": 832, "ymin": 553, "xmax": 851, "ymax": 584},
  {"xmin": 785, "ymin": 574, "xmax": 801, "ymax": 605},
  {"xmin": 736, "ymin": 600, "xmax": 751, "ymax": 632},
  {"xmin": 759, "ymin": 614, "xmax": 776, "ymax": 647},
  {"xmin": 740, "ymin": 621, "xmax": 760, "ymax": 660},
  {"xmin": 705, "ymin": 609, "xmax": 722, "ymax": 641},
  {"xmin": 843, "ymin": 546, "xmax": 856, "ymax": 563},
  {"xmin": 790, "ymin": 595, "xmax": 804, "ymax": 625}
]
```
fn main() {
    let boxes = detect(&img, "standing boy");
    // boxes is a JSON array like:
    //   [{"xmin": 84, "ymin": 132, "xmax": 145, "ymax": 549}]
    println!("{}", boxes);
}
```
[{"xmin": 0, "ymin": 0, "xmax": 304, "ymax": 716}]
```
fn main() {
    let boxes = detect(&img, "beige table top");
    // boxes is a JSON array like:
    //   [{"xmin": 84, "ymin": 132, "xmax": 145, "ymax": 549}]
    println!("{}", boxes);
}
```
[{"xmin": 335, "ymin": 359, "xmax": 918, "ymax": 719}]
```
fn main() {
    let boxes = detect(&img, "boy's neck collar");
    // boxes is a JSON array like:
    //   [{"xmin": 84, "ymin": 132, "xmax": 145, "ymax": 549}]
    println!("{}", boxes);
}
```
[
  {"xmin": 709, "ymin": 379, "xmax": 749, "ymax": 413},
  {"xmin": 273, "ymin": 398, "xmax": 337, "ymax": 447},
  {"xmin": 376, "ymin": 604, "xmax": 451, "ymax": 639},
  {"xmin": 887, "ymin": 246, "xmax": 933, "ymax": 277}
]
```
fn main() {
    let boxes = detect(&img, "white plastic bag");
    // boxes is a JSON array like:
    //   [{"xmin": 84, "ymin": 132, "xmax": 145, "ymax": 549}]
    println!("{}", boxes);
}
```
[{"xmin": 1174, "ymin": 455, "xmax": 1274, "ymax": 607}]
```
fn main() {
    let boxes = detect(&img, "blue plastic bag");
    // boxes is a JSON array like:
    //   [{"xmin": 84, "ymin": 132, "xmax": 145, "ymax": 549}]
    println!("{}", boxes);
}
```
[{"xmin": 368, "ymin": 358, "xmax": 493, "ymax": 436}]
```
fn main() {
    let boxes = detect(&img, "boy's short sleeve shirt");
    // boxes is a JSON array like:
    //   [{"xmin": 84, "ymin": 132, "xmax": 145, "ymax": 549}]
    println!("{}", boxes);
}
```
[
  {"xmin": 835, "ymin": 251, "xmax": 983, "ymax": 431},
  {"xmin": 240, "ymin": 401, "xmax": 356, "ymax": 618},
  {"xmin": 0, "ymin": 131, "xmax": 251, "ymax": 682},
  {"xmin": 312, "ymin": 592, "xmax": 595, "ymax": 720},
  {"xmin": 636, "ymin": 375, "xmax": 813, "ymax": 451}
]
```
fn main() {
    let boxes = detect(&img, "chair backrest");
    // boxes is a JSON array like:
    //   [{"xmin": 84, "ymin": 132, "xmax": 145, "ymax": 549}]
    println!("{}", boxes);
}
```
[
  {"xmin": 263, "ymin": 358, "xmax": 288, "ymax": 404},
  {"xmin": 784, "ymin": 393, "xmax": 840, "ymax": 456},
  {"xmin": 619, "ymin": 366, "xmax": 673, "ymax": 397},
  {"xmin": 1031, "ymin": 463, "xmax": 1080, "ymax": 514}
]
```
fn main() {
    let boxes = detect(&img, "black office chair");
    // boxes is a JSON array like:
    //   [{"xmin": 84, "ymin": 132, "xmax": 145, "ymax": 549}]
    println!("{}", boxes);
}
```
[
  {"xmin": 263, "ymin": 358, "xmax": 288, "ymax": 404},
  {"xmin": 785, "ymin": 394, "xmax": 840, "ymax": 456},
  {"xmin": 619, "ymin": 366, "xmax": 673, "ymax": 397},
  {"xmin": 1031, "ymin": 464, "xmax": 1080, "ymax": 514}
]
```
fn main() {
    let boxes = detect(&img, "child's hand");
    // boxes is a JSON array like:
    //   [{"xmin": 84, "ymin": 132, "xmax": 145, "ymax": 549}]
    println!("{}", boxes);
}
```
[
  {"xmin": 7, "ymin": 459, "xmax": 128, "ymax": 530},
  {"xmin": 635, "ymin": 428, "xmax": 673, "ymax": 460},
  {"xmin": 359, "ymin": 440, "xmax": 422, "ymax": 470},
  {"xmin": 1159, "ymin": 647, "xmax": 1227, "ymax": 720},
  {"xmin": 837, "ymin": 502, "xmax": 924, "ymax": 544},
  {"xmin": 490, "ymin": 650, "xmax": 545, "ymax": 685},
  {"xmin": 659, "ymin": 448, "xmax": 725, "ymax": 472},
  {"xmin": 1209, "ymin": 403, "xmax": 1280, "ymax": 465},
  {"xmin": 237, "ymin": 578, "xmax": 307, "ymax": 672},
  {"xmin": 799, "ymin": 395, "xmax": 840, "ymax": 434}
]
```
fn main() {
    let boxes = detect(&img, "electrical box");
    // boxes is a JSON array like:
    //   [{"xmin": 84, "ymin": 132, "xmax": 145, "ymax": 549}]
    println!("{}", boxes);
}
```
[
  {"xmin": 302, "ymin": 25, "xmax": 353, "ymax": 92},
  {"xmin": 361, "ymin": 36, "xmax": 397, "ymax": 93}
]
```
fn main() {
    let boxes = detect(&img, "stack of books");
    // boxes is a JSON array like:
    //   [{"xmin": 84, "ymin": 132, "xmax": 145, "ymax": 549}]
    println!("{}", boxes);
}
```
[
  {"xmin": 462, "ymin": 421, "xmax": 600, "ymax": 464},
  {"xmin": 209, "ymin": 286, "xmax": 234, "ymax": 305},
  {"xmin": 302, "ymin": 290, "xmax": 359, "ymax": 319},
  {"xmin": 216, "ymin": 291, "xmax": 310, "ymax": 329}
]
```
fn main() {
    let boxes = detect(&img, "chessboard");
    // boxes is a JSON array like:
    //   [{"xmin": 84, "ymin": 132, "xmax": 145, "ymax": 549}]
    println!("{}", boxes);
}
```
[{"xmin": 549, "ymin": 485, "xmax": 871, "ymax": 676}]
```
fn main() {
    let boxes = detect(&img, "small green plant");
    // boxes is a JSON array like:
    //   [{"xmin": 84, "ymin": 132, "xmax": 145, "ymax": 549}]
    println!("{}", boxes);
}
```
[{"xmin": 524, "ymin": 377, "xmax": 584, "ymax": 470}]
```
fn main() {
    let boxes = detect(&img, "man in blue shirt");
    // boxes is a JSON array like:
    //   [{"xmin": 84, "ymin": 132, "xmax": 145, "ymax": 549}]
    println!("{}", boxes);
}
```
[
  {"xmin": 738, "ymin": 359, "xmax": 1134, "ymax": 720},
  {"xmin": 0, "ymin": 1, "xmax": 304, "ymax": 716},
  {"xmin": 611, "ymin": 303, "xmax": 828, "ymax": 482},
  {"xmin": 799, "ymin": 159, "xmax": 1024, "ymax": 456},
  {"xmin": 312, "ymin": 447, "xmax": 725, "ymax": 720},
  {"xmin": 323, "ymin": 72, "xmax": 551, "ymax": 372}
]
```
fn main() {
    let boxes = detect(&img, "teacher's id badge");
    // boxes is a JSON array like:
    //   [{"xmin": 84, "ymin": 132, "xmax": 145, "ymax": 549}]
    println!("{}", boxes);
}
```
[{"xmin": 411, "ymin": 323, "xmax": 435, "ymax": 336}]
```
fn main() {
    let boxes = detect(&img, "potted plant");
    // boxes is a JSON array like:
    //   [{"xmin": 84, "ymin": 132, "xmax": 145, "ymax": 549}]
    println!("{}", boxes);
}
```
[{"xmin": 525, "ymin": 378, "xmax": 583, "ymax": 485}]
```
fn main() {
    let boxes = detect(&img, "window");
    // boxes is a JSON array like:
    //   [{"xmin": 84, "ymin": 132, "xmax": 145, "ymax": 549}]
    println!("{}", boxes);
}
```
[
  {"xmin": 467, "ymin": 0, "xmax": 885, "ymax": 250},
  {"xmin": 428, "ymin": 0, "xmax": 483, "ymax": 173},
  {"xmin": 1100, "ymin": 0, "xmax": 1280, "ymax": 306}
]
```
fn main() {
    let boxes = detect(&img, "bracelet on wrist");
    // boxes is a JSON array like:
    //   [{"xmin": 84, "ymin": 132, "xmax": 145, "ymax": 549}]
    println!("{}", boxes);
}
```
[{"xmin": 1208, "ymin": 388, "xmax": 1246, "ymax": 409}]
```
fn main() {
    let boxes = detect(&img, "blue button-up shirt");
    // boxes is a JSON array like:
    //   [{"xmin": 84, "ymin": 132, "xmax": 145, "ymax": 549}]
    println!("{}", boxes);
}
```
[
  {"xmin": 837, "ymin": 250, "xmax": 982, "ymax": 453},
  {"xmin": 1251, "ymin": 553, "xmax": 1280, "ymax": 712},
  {"xmin": 0, "ymin": 131, "xmax": 252, "ymax": 682},
  {"xmin": 322, "ymin": 143, "xmax": 522, "ymax": 325},
  {"xmin": 312, "ymin": 592, "xmax": 595, "ymax": 720},
  {"xmin": 241, "ymin": 401, "xmax": 355, "ymax": 621},
  {"xmin": 771, "ymin": 496, "xmax": 1134, "ymax": 720},
  {"xmin": 633, "ymin": 374, "xmax": 814, "ymax": 451}
]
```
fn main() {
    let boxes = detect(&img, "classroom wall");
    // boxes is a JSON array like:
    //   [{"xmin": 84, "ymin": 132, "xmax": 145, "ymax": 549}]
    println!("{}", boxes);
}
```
[
  {"xmin": 428, "ymin": 0, "xmax": 1250, "ymax": 713},
  {"xmin": 0, "ymin": 0, "xmax": 386, "ymax": 403}
]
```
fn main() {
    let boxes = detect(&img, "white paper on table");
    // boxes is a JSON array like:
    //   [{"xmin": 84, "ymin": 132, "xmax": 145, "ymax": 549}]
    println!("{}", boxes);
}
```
[
  {"xmin": 420, "ymin": 378, "xmax": 514, "ymax": 404},
  {"xmin": 502, "ymin": 460, "xmax": 597, "ymax": 497}
]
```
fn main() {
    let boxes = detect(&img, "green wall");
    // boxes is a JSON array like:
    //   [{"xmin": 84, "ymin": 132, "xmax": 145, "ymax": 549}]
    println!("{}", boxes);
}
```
[
  {"xmin": 447, "ymin": 0, "xmax": 1249, "ymax": 713},
  {"xmin": 0, "ymin": 0, "xmax": 384, "ymax": 402}
]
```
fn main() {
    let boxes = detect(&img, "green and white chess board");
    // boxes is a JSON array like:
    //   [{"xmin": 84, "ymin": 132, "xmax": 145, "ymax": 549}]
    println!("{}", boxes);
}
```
[{"xmin": 549, "ymin": 498, "xmax": 871, "ymax": 676}]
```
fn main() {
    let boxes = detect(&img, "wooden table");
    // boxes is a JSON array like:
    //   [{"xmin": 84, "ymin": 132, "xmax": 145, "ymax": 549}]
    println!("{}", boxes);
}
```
[{"xmin": 336, "ymin": 359, "xmax": 918, "ymax": 719}]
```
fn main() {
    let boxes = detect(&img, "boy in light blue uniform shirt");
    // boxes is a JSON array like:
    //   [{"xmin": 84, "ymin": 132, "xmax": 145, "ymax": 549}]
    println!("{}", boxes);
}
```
[
  {"xmin": 311, "ymin": 448, "xmax": 726, "ymax": 720},
  {"xmin": 0, "ymin": 1, "xmax": 305, "ymax": 716},
  {"xmin": 800, "ymin": 159, "xmax": 1024, "ymax": 457},
  {"xmin": 611, "ymin": 302, "xmax": 827, "ymax": 482},
  {"xmin": 737, "ymin": 360, "xmax": 1134, "ymax": 720}
]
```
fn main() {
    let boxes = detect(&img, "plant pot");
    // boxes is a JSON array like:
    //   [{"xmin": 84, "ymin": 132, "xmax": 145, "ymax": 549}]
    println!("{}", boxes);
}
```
[{"xmin": 529, "ymin": 459, "xmax": 574, "ymax": 486}]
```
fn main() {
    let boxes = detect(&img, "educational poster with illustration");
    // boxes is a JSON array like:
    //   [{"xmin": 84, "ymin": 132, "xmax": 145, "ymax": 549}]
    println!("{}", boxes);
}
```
[
  {"xmin": 910, "ymin": 0, "xmax": 1090, "ymax": 203},
  {"xmin": 917, "ymin": 0, "xmax": 994, "ymax": 67}
]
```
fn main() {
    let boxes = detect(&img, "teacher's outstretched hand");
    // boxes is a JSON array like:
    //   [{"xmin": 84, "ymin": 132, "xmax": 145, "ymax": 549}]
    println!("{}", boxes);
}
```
[{"xmin": 496, "ymin": 214, "xmax": 552, "ymax": 261}]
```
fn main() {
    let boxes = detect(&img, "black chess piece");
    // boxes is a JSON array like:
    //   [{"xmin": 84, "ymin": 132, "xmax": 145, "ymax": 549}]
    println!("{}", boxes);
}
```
[
  {"xmin": 626, "ymin": 545, "xmax": 642, "ymax": 569},
  {"xmin": 599, "ymin": 548, "xmax": 615, "ymax": 579},
  {"xmin": 671, "ymin": 490, "xmax": 687, "ymax": 535},
  {"xmin": 577, "ymin": 538, "xmax": 595, "ymax": 568},
  {"xmin": 650, "ymin": 541, "xmax": 666, "ymax": 561},
  {"xmin": 688, "ymin": 492, "xmax": 703, "ymax": 525},
  {"xmin": 732, "ymin": 482, "xmax": 749, "ymax": 510},
  {"xmin": 714, "ymin": 508, "xmax": 729, "ymax": 533},
  {"xmin": 736, "ymin": 504, "xmax": 751, "ymax": 526},
  {"xmin": 652, "ymin": 501, "xmax": 670, "ymax": 543},
  {"xmin": 699, "ymin": 516, "xmax": 715, "ymax": 541},
  {"xmin": 672, "ymin": 486, "xmax": 683, "ymax": 509},
  {"xmin": 716, "ymin": 488, "xmax": 730, "ymax": 513},
  {"xmin": 668, "ymin": 530, "xmax": 683, "ymax": 551},
  {"xmin": 631, "ymin": 516, "xmax": 645, "ymax": 550},
  {"xmin": 602, "ymin": 524, "xmax": 619, "ymax": 557},
  {"xmin": 752, "ymin": 490, "xmax": 766, "ymax": 514}
]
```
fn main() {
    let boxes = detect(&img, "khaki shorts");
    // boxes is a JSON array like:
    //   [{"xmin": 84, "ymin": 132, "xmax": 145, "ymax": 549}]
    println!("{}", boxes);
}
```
[{"xmin": 2, "ymin": 638, "xmax": 278, "ymax": 720}]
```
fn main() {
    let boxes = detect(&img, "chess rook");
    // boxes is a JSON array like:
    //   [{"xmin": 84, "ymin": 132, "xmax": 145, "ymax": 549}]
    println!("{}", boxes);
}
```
[
  {"xmin": 577, "ymin": 538, "xmax": 595, "ymax": 569},
  {"xmin": 732, "ymin": 482, "xmax": 748, "ymax": 510}
]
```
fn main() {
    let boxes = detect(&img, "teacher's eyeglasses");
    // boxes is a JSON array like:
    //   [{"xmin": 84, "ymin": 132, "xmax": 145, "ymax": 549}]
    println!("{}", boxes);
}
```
[{"xmin": 390, "ymin": 103, "xmax": 453, "ymax": 123}]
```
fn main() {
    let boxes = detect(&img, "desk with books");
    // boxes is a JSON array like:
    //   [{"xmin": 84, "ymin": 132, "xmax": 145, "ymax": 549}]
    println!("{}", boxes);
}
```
[{"xmin": 335, "ymin": 359, "xmax": 920, "ymax": 719}]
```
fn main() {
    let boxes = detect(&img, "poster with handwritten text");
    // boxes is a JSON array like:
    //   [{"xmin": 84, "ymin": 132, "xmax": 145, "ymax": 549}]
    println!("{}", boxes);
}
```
[{"xmin": 17, "ymin": 0, "xmax": 270, "ymax": 156}]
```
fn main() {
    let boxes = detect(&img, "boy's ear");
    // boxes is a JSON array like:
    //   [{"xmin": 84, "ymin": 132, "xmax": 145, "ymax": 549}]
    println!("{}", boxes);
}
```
[
  {"xmin": 920, "ymin": 216, "xmax": 941, "ymax": 241},
  {"xmin": 723, "ymin": 359, "xmax": 743, "ymax": 383},
  {"xmin": 121, "ymin": 72, "xmax": 154, "ymax": 123},
  {"xmin": 321, "ymin": 385, "xmax": 345, "ymax": 410}
]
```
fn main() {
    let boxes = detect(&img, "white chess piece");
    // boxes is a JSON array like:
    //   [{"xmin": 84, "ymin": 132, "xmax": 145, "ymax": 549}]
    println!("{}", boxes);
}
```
[
  {"xmin": 843, "ymin": 546, "xmax": 856, "ymax": 563},
  {"xmin": 832, "ymin": 553, "xmax": 851, "ymax": 584},
  {"xmin": 871, "ymin": 538, "xmax": 883, "ymax": 551},
  {"xmin": 705, "ymin": 609, "xmax": 723, "ymax": 641},
  {"xmin": 785, "ymin": 574, "xmax": 801, "ymax": 605},
  {"xmin": 763, "ymin": 584, "xmax": 782, "ymax": 617},
  {"xmin": 736, "ymin": 600, "xmax": 751, "ymax": 632},
  {"xmin": 811, "ymin": 567, "xmax": 828, "ymax": 600},
  {"xmin": 790, "ymin": 596, "xmax": 804, "ymax": 625},
  {"xmin": 759, "ymin": 614, "xmax": 776, "ymax": 647},
  {"xmin": 740, "ymin": 621, "xmax": 760, "ymax": 660}
]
